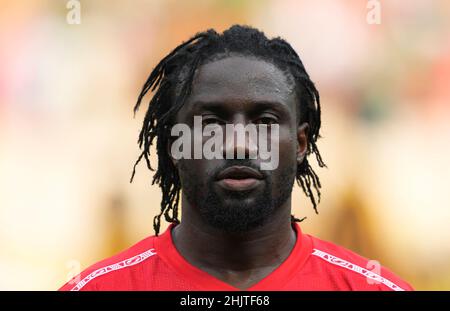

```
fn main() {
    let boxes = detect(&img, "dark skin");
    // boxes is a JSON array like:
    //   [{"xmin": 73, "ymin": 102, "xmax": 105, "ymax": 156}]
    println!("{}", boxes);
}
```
[{"xmin": 169, "ymin": 56, "xmax": 308, "ymax": 290}]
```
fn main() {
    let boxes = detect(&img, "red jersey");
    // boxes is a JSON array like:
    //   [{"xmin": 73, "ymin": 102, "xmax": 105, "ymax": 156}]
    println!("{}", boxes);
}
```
[{"xmin": 59, "ymin": 223, "xmax": 413, "ymax": 291}]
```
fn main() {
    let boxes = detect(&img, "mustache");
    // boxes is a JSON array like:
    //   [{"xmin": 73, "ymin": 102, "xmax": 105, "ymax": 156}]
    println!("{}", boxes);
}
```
[{"xmin": 210, "ymin": 159, "xmax": 268, "ymax": 180}]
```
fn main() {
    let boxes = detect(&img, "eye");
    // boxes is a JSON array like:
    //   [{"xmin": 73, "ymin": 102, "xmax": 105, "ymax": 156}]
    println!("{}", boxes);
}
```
[
  {"xmin": 202, "ymin": 115, "xmax": 224, "ymax": 126},
  {"xmin": 255, "ymin": 114, "xmax": 279, "ymax": 125}
]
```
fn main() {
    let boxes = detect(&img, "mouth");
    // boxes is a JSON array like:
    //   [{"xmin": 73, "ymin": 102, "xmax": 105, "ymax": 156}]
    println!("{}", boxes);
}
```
[{"xmin": 215, "ymin": 166, "xmax": 264, "ymax": 191}]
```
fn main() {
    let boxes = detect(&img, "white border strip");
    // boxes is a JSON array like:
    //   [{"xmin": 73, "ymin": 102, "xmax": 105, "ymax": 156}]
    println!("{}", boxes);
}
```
[
  {"xmin": 312, "ymin": 248, "xmax": 405, "ymax": 291},
  {"xmin": 70, "ymin": 248, "xmax": 157, "ymax": 291}
]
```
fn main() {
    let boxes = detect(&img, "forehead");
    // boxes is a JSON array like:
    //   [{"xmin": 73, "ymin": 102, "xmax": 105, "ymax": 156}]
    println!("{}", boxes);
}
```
[{"xmin": 185, "ymin": 55, "xmax": 296, "ymax": 109}]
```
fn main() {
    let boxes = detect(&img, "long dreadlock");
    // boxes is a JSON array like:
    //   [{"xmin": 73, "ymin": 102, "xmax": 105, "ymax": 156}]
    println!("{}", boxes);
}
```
[{"xmin": 130, "ymin": 25, "xmax": 326, "ymax": 235}]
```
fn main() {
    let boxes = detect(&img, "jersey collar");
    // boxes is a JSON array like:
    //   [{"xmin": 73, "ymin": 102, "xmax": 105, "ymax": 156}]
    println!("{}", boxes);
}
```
[{"xmin": 154, "ymin": 221, "xmax": 312, "ymax": 290}]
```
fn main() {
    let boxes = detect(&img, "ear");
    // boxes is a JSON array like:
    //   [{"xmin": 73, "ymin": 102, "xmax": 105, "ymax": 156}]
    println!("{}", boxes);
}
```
[
  {"xmin": 167, "ymin": 137, "xmax": 178, "ymax": 168},
  {"xmin": 297, "ymin": 123, "xmax": 309, "ymax": 164}
]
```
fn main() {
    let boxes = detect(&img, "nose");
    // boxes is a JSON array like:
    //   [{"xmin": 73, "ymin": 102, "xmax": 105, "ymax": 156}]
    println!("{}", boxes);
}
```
[{"xmin": 221, "ymin": 122, "xmax": 258, "ymax": 160}]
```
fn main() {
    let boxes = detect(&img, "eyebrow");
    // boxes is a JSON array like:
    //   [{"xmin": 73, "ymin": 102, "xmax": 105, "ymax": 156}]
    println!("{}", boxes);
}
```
[{"xmin": 189, "ymin": 100, "xmax": 292, "ymax": 115}]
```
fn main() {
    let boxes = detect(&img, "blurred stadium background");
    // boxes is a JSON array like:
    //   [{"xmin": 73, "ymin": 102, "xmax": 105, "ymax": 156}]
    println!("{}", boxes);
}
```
[{"xmin": 0, "ymin": 0, "xmax": 449, "ymax": 290}]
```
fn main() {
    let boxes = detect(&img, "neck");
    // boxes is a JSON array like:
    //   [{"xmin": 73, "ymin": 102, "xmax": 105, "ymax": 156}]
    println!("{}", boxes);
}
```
[{"xmin": 172, "ymin": 196, "xmax": 296, "ymax": 272}]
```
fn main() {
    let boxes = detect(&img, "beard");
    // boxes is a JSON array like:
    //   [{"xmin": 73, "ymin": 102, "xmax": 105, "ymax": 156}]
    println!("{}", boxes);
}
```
[{"xmin": 180, "ymin": 159, "xmax": 296, "ymax": 233}]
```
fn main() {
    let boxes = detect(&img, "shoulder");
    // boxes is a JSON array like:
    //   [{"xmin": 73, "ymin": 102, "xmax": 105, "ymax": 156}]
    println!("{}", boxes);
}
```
[
  {"xmin": 59, "ymin": 235, "xmax": 158, "ymax": 291},
  {"xmin": 305, "ymin": 234, "xmax": 414, "ymax": 291}
]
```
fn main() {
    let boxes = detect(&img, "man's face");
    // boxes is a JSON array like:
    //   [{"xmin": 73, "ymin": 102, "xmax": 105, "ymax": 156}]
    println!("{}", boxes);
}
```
[{"xmin": 172, "ymin": 55, "xmax": 307, "ymax": 232}]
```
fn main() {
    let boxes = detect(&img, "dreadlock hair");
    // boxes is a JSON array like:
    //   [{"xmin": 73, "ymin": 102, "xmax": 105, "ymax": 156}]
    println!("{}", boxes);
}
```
[{"xmin": 130, "ymin": 25, "xmax": 326, "ymax": 235}]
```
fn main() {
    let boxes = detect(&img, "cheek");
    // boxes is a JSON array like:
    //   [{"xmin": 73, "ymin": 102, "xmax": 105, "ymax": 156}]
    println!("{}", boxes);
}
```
[
  {"xmin": 267, "ymin": 129, "xmax": 297, "ymax": 184},
  {"xmin": 178, "ymin": 159, "xmax": 217, "ymax": 183},
  {"xmin": 278, "ymin": 127, "xmax": 298, "ymax": 161},
  {"xmin": 177, "ymin": 160, "xmax": 198, "ymax": 186}
]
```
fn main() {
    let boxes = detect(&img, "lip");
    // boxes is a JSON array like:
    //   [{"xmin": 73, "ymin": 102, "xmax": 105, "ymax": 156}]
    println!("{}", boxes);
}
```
[
  {"xmin": 216, "ymin": 166, "xmax": 264, "ymax": 180},
  {"xmin": 216, "ymin": 166, "xmax": 264, "ymax": 191}
]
